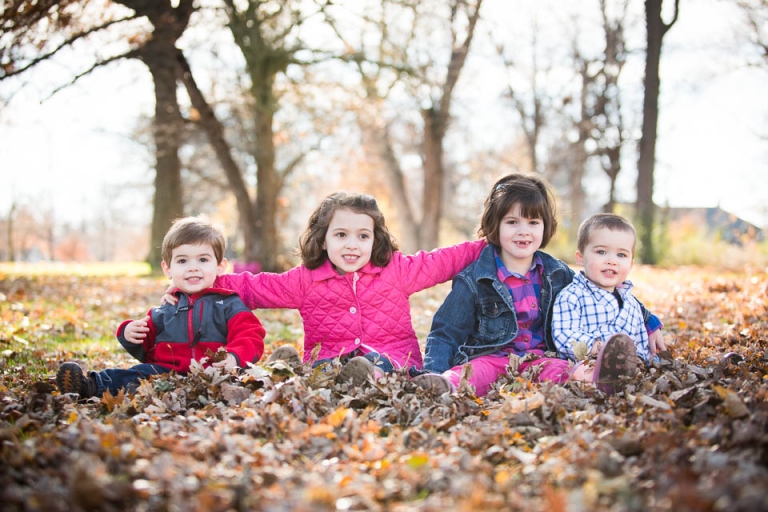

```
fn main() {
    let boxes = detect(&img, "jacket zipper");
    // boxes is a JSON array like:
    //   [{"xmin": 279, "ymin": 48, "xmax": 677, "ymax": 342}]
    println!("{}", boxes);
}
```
[{"xmin": 187, "ymin": 297, "xmax": 200, "ymax": 360}]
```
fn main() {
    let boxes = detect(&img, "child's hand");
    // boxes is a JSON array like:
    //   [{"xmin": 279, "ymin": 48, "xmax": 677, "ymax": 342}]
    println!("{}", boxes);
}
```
[
  {"xmin": 160, "ymin": 285, "xmax": 178, "ymax": 306},
  {"xmin": 123, "ymin": 316, "xmax": 151, "ymax": 344},
  {"xmin": 212, "ymin": 353, "xmax": 237, "ymax": 370},
  {"xmin": 648, "ymin": 329, "xmax": 667, "ymax": 358}
]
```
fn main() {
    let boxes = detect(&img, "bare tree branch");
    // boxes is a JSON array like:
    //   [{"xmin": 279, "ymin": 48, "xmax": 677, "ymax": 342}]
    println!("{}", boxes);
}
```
[
  {"xmin": 45, "ymin": 50, "xmax": 140, "ymax": 99},
  {"xmin": 1, "ymin": 15, "xmax": 139, "ymax": 80}
]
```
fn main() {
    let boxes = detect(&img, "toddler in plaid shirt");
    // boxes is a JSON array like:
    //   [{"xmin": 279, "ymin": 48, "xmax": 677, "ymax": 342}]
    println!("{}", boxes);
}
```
[{"xmin": 553, "ymin": 214, "xmax": 666, "ymax": 381}]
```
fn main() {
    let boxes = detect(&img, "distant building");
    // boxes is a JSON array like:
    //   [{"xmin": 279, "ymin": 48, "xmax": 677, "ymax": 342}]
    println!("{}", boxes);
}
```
[
  {"xmin": 612, "ymin": 204, "xmax": 765, "ymax": 246},
  {"xmin": 661, "ymin": 206, "xmax": 765, "ymax": 245}
]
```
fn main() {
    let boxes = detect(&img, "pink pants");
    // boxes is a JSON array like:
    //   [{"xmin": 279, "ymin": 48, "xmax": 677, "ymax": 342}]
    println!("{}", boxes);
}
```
[{"xmin": 442, "ymin": 353, "xmax": 571, "ymax": 396}]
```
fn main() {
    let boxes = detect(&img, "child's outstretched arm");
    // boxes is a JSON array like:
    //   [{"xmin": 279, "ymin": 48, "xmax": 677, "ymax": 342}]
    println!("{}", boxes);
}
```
[
  {"xmin": 397, "ymin": 239, "xmax": 487, "ymax": 296},
  {"xmin": 215, "ymin": 267, "xmax": 307, "ymax": 310},
  {"xmin": 161, "ymin": 268, "xmax": 307, "ymax": 310}
]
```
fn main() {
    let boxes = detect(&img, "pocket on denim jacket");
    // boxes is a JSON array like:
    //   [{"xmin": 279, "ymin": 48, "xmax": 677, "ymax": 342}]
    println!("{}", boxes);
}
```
[{"xmin": 477, "ymin": 299, "xmax": 513, "ymax": 342}]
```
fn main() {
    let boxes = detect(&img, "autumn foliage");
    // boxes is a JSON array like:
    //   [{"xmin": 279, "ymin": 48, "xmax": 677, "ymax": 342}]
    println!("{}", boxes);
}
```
[{"xmin": 0, "ymin": 267, "xmax": 766, "ymax": 511}]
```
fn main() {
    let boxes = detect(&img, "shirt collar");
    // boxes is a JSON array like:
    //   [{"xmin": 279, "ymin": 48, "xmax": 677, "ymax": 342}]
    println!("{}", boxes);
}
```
[
  {"xmin": 494, "ymin": 249, "xmax": 543, "ymax": 280},
  {"xmin": 576, "ymin": 270, "xmax": 634, "ymax": 295}
]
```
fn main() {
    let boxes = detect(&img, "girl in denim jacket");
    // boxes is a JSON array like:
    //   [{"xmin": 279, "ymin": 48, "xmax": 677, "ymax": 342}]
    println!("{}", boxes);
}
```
[{"xmin": 414, "ymin": 174, "xmax": 664, "ymax": 396}]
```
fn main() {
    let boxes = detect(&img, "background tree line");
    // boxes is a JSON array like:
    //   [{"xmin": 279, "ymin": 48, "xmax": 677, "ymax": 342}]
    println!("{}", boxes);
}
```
[{"xmin": 2, "ymin": 0, "xmax": 766, "ymax": 270}]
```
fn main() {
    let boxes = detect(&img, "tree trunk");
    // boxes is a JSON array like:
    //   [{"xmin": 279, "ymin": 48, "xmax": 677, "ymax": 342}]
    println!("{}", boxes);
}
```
[
  {"xmin": 251, "ymin": 75, "xmax": 281, "ymax": 272},
  {"xmin": 176, "ymin": 51, "xmax": 259, "ymax": 262},
  {"xmin": 115, "ymin": 0, "xmax": 195, "ymax": 271},
  {"xmin": 421, "ymin": 107, "xmax": 445, "ymax": 250},
  {"xmin": 418, "ymin": 0, "xmax": 483, "ymax": 250},
  {"xmin": 637, "ymin": 0, "xmax": 679, "ymax": 264},
  {"xmin": 143, "ymin": 45, "xmax": 184, "ymax": 270}
]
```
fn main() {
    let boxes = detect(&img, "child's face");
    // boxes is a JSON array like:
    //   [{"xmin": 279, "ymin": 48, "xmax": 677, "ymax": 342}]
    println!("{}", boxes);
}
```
[
  {"xmin": 323, "ymin": 208, "xmax": 375, "ymax": 274},
  {"xmin": 575, "ymin": 227, "xmax": 634, "ymax": 292},
  {"xmin": 161, "ymin": 243, "xmax": 227, "ymax": 295},
  {"xmin": 497, "ymin": 203, "xmax": 545, "ymax": 274}
]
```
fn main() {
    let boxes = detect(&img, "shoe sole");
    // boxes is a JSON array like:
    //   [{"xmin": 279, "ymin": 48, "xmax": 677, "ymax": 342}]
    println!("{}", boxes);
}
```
[
  {"xmin": 56, "ymin": 363, "xmax": 89, "ymax": 397},
  {"xmin": 594, "ymin": 334, "xmax": 638, "ymax": 394}
]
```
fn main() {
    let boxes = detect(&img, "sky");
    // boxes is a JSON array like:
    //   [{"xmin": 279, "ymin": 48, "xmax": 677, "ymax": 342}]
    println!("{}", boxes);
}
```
[{"xmin": 1, "ymin": 0, "xmax": 767, "ymax": 231}]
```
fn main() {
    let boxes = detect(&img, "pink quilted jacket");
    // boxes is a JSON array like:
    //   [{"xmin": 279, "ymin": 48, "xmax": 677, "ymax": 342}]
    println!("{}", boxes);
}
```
[{"xmin": 215, "ymin": 239, "xmax": 486, "ymax": 369}]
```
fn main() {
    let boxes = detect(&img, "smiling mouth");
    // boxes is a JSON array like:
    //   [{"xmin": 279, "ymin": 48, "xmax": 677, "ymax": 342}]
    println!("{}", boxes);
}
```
[{"xmin": 342, "ymin": 255, "xmax": 359, "ymax": 262}]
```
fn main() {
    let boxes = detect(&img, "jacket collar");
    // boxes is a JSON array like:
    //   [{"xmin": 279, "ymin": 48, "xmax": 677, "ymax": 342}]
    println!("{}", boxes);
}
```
[
  {"xmin": 309, "ymin": 259, "xmax": 384, "ymax": 282},
  {"xmin": 171, "ymin": 287, "xmax": 236, "ymax": 300},
  {"xmin": 475, "ymin": 245, "xmax": 562, "ymax": 282}
]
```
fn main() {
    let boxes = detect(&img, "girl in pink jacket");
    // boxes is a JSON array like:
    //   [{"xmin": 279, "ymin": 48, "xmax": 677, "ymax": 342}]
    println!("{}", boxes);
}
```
[{"xmin": 211, "ymin": 192, "xmax": 485, "ymax": 386}]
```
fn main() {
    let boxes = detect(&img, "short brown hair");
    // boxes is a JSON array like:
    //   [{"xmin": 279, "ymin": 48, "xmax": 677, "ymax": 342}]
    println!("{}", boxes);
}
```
[
  {"xmin": 478, "ymin": 173, "xmax": 558, "ymax": 248},
  {"xmin": 161, "ymin": 216, "xmax": 226, "ymax": 265},
  {"xmin": 299, "ymin": 192, "xmax": 399, "ymax": 269},
  {"xmin": 576, "ymin": 213, "xmax": 636, "ymax": 254}
]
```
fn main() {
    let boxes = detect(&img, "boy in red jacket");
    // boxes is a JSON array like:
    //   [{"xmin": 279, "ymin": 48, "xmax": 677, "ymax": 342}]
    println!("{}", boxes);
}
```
[{"xmin": 56, "ymin": 216, "xmax": 266, "ymax": 399}]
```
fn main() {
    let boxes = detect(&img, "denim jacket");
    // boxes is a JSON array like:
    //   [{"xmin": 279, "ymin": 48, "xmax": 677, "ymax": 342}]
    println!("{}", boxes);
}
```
[
  {"xmin": 423, "ymin": 245, "xmax": 655, "ymax": 374},
  {"xmin": 423, "ymin": 246, "xmax": 572, "ymax": 373}
]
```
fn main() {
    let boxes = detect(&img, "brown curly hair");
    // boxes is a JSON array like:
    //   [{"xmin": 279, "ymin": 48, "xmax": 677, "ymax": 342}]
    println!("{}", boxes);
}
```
[{"xmin": 299, "ymin": 192, "xmax": 399, "ymax": 269}]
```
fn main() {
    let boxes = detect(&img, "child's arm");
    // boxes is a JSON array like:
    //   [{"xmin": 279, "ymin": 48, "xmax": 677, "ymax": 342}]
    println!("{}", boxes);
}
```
[
  {"xmin": 423, "ymin": 278, "xmax": 477, "ymax": 374},
  {"xmin": 635, "ymin": 298, "xmax": 665, "ymax": 357},
  {"xmin": 215, "ymin": 267, "xmax": 306, "ymax": 310},
  {"xmin": 122, "ymin": 315, "xmax": 150, "ymax": 343},
  {"xmin": 116, "ymin": 311, "xmax": 157, "ymax": 362},
  {"xmin": 397, "ymin": 239, "xmax": 487, "ymax": 295},
  {"xmin": 648, "ymin": 328, "xmax": 667, "ymax": 357},
  {"xmin": 218, "ymin": 310, "xmax": 267, "ymax": 368}
]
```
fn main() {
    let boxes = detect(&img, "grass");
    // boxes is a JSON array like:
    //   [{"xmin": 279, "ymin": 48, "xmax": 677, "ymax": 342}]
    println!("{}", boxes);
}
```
[{"xmin": 0, "ymin": 261, "xmax": 153, "ymax": 277}]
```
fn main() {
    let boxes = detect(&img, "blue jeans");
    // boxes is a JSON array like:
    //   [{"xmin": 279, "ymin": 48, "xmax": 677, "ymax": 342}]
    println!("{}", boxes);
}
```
[
  {"xmin": 313, "ymin": 350, "xmax": 396, "ymax": 374},
  {"xmin": 90, "ymin": 364, "xmax": 171, "ymax": 396}
]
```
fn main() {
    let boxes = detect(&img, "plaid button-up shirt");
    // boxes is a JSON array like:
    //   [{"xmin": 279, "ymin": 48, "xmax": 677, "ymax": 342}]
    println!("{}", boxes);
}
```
[
  {"xmin": 552, "ymin": 271, "xmax": 651, "ymax": 362},
  {"xmin": 495, "ymin": 251, "xmax": 545, "ymax": 355}
]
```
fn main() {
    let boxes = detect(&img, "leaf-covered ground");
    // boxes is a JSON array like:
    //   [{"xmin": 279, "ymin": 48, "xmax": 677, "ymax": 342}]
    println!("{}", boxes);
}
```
[{"xmin": 0, "ymin": 267, "xmax": 766, "ymax": 511}]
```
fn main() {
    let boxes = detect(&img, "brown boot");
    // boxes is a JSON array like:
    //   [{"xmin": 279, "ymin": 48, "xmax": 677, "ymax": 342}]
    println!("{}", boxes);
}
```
[
  {"xmin": 593, "ymin": 334, "xmax": 638, "ymax": 395},
  {"xmin": 267, "ymin": 346, "xmax": 302, "ymax": 367},
  {"xmin": 336, "ymin": 356, "xmax": 375, "ymax": 387},
  {"xmin": 56, "ymin": 362, "xmax": 96, "ymax": 398},
  {"xmin": 412, "ymin": 373, "xmax": 452, "ymax": 396}
]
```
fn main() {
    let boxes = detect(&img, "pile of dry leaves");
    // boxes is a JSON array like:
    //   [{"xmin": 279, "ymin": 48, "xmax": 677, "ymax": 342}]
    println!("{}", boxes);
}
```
[{"xmin": 0, "ymin": 267, "xmax": 766, "ymax": 511}]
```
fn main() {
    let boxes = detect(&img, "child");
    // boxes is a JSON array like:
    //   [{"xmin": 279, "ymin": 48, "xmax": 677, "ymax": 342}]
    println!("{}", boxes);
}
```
[
  {"xmin": 56, "ymin": 216, "xmax": 266, "ymax": 399},
  {"xmin": 552, "ymin": 213, "xmax": 665, "ymax": 372},
  {"xmin": 164, "ymin": 192, "xmax": 486, "ymax": 386},
  {"xmin": 413, "ymin": 173, "xmax": 664, "ymax": 396}
]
